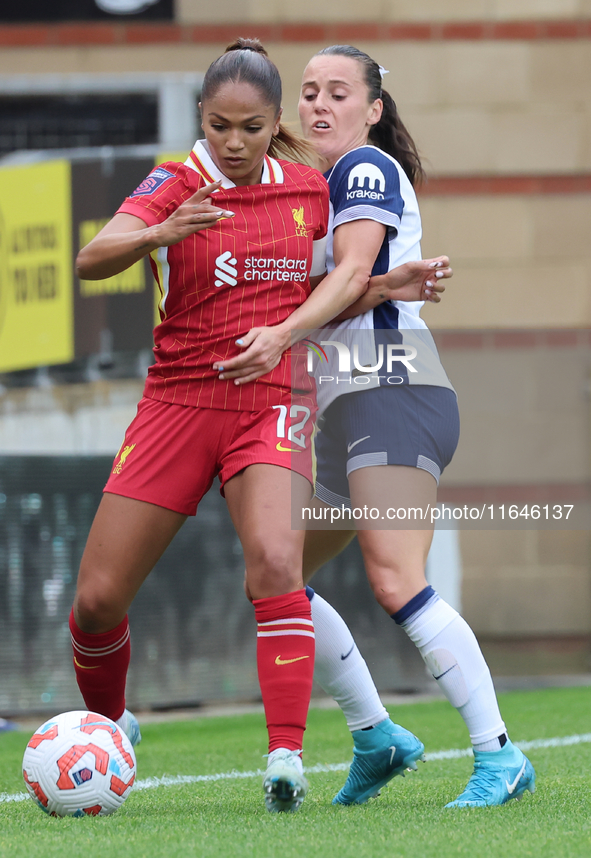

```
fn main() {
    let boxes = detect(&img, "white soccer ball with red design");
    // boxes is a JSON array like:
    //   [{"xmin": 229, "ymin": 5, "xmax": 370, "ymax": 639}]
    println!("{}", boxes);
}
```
[{"xmin": 22, "ymin": 710, "xmax": 137, "ymax": 817}]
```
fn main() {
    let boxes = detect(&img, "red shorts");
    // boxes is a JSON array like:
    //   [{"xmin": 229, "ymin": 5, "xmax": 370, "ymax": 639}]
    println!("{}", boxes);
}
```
[{"xmin": 104, "ymin": 397, "xmax": 315, "ymax": 515}]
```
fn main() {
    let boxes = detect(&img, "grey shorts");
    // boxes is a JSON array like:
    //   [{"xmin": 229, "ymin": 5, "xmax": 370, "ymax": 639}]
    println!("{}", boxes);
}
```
[{"xmin": 314, "ymin": 385, "xmax": 460, "ymax": 508}]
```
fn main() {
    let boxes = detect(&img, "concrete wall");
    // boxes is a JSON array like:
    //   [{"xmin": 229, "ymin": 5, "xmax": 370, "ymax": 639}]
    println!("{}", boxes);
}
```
[
  {"xmin": 461, "ymin": 529, "xmax": 591, "ymax": 637},
  {"xmin": 461, "ymin": 529, "xmax": 591, "ymax": 674},
  {"xmin": 420, "ymin": 193, "xmax": 591, "ymax": 329},
  {"xmin": 175, "ymin": 1, "xmax": 591, "ymax": 24},
  {"xmin": 3, "ymin": 38, "xmax": 591, "ymax": 176},
  {"xmin": 0, "ymin": 381, "xmax": 142, "ymax": 455}
]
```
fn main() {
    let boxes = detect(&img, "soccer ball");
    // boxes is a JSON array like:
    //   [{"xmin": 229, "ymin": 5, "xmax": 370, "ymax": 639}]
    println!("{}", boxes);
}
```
[{"xmin": 22, "ymin": 710, "xmax": 137, "ymax": 817}]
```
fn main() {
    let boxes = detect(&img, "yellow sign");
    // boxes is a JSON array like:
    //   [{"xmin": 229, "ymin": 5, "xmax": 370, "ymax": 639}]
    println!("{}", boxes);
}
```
[
  {"xmin": 157, "ymin": 152, "xmax": 186, "ymax": 165},
  {"xmin": 0, "ymin": 160, "xmax": 73, "ymax": 372}
]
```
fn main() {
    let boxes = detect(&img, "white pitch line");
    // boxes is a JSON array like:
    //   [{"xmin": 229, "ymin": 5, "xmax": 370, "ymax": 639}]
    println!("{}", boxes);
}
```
[
  {"xmin": 3, "ymin": 732, "xmax": 591, "ymax": 805},
  {"xmin": 0, "ymin": 791, "xmax": 29, "ymax": 803}
]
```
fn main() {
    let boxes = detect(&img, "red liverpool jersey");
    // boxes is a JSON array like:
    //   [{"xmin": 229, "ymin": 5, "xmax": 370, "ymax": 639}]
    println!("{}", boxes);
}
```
[{"xmin": 117, "ymin": 139, "xmax": 329, "ymax": 411}]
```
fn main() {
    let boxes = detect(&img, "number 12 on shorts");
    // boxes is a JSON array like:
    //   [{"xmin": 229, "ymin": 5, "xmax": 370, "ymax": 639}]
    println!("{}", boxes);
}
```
[{"xmin": 273, "ymin": 404, "xmax": 311, "ymax": 449}]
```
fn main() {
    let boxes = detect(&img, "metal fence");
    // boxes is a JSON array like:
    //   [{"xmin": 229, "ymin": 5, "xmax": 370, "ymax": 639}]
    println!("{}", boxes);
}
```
[{"xmin": 0, "ymin": 455, "xmax": 428, "ymax": 719}]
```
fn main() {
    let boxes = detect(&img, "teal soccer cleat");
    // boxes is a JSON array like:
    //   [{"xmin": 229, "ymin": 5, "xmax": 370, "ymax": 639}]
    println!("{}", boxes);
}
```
[
  {"xmin": 263, "ymin": 748, "xmax": 309, "ymax": 813},
  {"xmin": 445, "ymin": 741, "xmax": 536, "ymax": 808},
  {"xmin": 116, "ymin": 709, "xmax": 142, "ymax": 747},
  {"xmin": 333, "ymin": 719, "xmax": 425, "ymax": 805}
]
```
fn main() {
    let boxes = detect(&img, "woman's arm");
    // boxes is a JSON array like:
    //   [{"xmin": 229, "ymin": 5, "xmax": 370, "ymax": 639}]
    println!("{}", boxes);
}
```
[
  {"xmin": 309, "ymin": 254, "xmax": 451, "ymax": 306},
  {"xmin": 281, "ymin": 218, "xmax": 385, "ymax": 333},
  {"xmin": 214, "ymin": 218, "xmax": 386, "ymax": 384},
  {"xmin": 76, "ymin": 213, "xmax": 161, "ymax": 280},
  {"xmin": 334, "ymin": 255, "xmax": 452, "ymax": 319},
  {"xmin": 76, "ymin": 181, "xmax": 231, "ymax": 280}
]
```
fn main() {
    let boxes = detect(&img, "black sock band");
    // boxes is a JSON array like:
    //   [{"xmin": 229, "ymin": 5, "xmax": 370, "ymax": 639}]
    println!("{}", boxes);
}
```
[{"xmin": 391, "ymin": 585, "xmax": 436, "ymax": 625}]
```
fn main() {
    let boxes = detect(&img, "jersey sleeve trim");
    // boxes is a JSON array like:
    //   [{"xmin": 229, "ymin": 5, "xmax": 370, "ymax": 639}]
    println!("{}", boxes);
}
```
[
  {"xmin": 116, "ymin": 201, "xmax": 160, "ymax": 227},
  {"xmin": 333, "ymin": 205, "xmax": 400, "ymax": 231},
  {"xmin": 313, "ymin": 173, "xmax": 330, "ymax": 241},
  {"xmin": 310, "ymin": 236, "xmax": 328, "ymax": 276}
]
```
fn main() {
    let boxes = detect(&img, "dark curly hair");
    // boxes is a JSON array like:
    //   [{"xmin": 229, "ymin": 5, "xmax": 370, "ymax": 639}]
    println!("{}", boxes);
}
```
[{"xmin": 201, "ymin": 37, "xmax": 315, "ymax": 164}]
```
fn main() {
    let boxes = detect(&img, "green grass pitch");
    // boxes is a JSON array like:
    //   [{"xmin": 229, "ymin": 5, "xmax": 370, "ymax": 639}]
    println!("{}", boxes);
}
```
[{"xmin": 1, "ymin": 686, "xmax": 590, "ymax": 858}]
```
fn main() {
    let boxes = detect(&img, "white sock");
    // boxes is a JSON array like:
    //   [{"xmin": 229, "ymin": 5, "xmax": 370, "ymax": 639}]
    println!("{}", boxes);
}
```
[
  {"xmin": 310, "ymin": 591, "xmax": 388, "ymax": 732},
  {"xmin": 400, "ymin": 591, "xmax": 507, "ymax": 751}
]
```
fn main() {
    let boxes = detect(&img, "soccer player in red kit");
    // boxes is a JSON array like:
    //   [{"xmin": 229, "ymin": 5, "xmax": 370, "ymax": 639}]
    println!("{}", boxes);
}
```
[
  {"xmin": 68, "ymin": 38, "xmax": 387, "ymax": 814},
  {"xmin": 70, "ymin": 37, "xmax": 447, "ymax": 812}
]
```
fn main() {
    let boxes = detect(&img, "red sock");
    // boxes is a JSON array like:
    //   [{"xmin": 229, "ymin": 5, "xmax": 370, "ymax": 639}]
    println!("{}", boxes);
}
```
[
  {"xmin": 69, "ymin": 608, "xmax": 130, "ymax": 722},
  {"xmin": 253, "ymin": 589, "xmax": 315, "ymax": 753}
]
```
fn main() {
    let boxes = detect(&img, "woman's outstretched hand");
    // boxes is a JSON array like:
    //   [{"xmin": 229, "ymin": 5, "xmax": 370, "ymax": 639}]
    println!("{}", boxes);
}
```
[
  {"xmin": 328, "ymin": 254, "xmax": 453, "ymax": 322},
  {"xmin": 380, "ymin": 255, "xmax": 452, "ymax": 303},
  {"xmin": 154, "ymin": 181, "xmax": 235, "ymax": 246}
]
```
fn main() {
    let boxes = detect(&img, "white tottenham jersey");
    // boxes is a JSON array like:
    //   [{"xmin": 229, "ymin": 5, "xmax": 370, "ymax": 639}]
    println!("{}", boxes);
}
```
[{"xmin": 310, "ymin": 145, "xmax": 454, "ymax": 415}]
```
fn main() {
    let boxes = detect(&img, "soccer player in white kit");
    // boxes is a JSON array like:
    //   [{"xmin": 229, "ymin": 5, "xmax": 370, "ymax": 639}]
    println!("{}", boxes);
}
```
[
  {"xmin": 299, "ymin": 45, "xmax": 536, "ymax": 810},
  {"xmin": 224, "ymin": 44, "xmax": 536, "ymax": 809}
]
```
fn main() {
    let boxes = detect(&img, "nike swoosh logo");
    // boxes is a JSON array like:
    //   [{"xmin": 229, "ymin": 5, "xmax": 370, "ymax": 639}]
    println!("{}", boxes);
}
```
[
  {"xmin": 433, "ymin": 665, "xmax": 456, "ymax": 681},
  {"xmin": 74, "ymin": 657, "xmax": 100, "ymax": 670},
  {"xmin": 276, "ymin": 442, "xmax": 301, "ymax": 453},
  {"xmin": 275, "ymin": 655, "xmax": 310, "ymax": 666},
  {"xmin": 506, "ymin": 759, "xmax": 527, "ymax": 794},
  {"xmin": 347, "ymin": 435, "xmax": 370, "ymax": 454},
  {"xmin": 340, "ymin": 644, "xmax": 355, "ymax": 661},
  {"xmin": 389, "ymin": 746, "xmax": 397, "ymax": 765}
]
